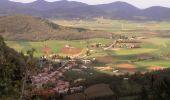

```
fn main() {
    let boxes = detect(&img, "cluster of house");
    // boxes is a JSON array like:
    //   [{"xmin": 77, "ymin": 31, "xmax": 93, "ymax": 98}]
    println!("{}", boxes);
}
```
[
  {"xmin": 113, "ymin": 38, "xmax": 142, "ymax": 48},
  {"xmin": 31, "ymin": 64, "xmax": 69, "ymax": 94},
  {"xmin": 32, "ymin": 58, "xmax": 93, "ymax": 98},
  {"xmin": 90, "ymin": 43, "xmax": 107, "ymax": 48},
  {"xmin": 90, "ymin": 36, "xmax": 144, "ymax": 51}
]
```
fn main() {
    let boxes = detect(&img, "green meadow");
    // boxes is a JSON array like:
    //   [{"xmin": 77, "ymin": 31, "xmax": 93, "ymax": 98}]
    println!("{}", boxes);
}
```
[
  {"xmin": 6, "ymin": 38, "xmax": 112, "ymax": 57},
  {"xmin": 6, "ymin": 36, "xmax": 170, "ymax": 69}
]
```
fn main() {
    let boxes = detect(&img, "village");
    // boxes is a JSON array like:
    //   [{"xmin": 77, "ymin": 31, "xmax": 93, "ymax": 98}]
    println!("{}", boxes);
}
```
[
  {"xmin": 31, "ymin": 51, "xmax": 116, "ymax": 100},
  {"xmin": 30, "ymin": 35, "xmax": 164, "ymax": 99},
  {"xmin": 2, "ymin": 1, "xmax": 170, "ymax": 99}
]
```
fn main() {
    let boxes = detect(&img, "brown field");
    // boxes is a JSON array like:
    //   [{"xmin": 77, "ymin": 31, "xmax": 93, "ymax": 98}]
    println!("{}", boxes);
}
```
[
  {"xmin": 35, "ymin": 89, "xmax": 55, "ymax": 98},
  {"xmin": 84, "ymin": 84, "xmax": 114, "ymax": 98},
  {"xmin": 116, "ymin": 64, "xmax": 137, "ymax": 73},
  {"xmin": 96, "ymin": 56, "xmax": 116, "ymax": 63},
  {"xmin": 60, "ymin": 47, "xmax": 83, "ymax": 55},
  {"xmin": 63, "ymin": 93, "xmax": 86, "ymax": 100},
  {"xmin": 116, "ymin": 64, "xmax": 136, "ymax": 69},
  {"xmin": 148, "ymin": 66, "xmax": 164, "ymax": 71}
]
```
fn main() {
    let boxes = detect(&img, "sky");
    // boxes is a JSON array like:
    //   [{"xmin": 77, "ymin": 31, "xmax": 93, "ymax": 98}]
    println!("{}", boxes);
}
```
[{"xmin": 10, "ymin": 0, "xmax": 170, "ymax": 9}]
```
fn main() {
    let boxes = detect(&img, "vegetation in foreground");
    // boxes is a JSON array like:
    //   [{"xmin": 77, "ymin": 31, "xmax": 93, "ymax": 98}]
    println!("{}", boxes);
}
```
[{"xmin": 0, "ymin": 36, "xmax": 39, "ymax": 99}]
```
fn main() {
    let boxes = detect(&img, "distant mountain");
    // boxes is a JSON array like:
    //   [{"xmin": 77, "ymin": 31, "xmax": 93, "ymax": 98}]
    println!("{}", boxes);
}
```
[
  {"xmin": 43, "ymin": 5, "xmax": 107, "ymax": 19},
  {"xmin": 24, "ymin": 0, "xmax": 88, "ymax": 10},
  {"xmin": 1, "ymin": 0, "xmax": 170, "ymax": 21},
  {"xmin": 0, "ymin": 15, "xmax": 109, "ymax": 40},
  {"xmin": 140, "ymin": 6, "xmax": 170, "ymax": 20},
  {"xmin": 95, "ymin": 1, "xmax": 140, "ymax": 20}
]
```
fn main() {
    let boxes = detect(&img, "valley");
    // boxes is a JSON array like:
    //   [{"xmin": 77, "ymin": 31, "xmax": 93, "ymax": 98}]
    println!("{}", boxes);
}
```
[
  {"xmin": 6, "ymin": 18, "xmax": 170, "ymax": 74},
  {"xmin": 4, "ymin": 18, "xmax": 170, "ymax": 99},
  {"xmin": 1, "ymin": 1, "xmax": 170, "ymax": 99}
]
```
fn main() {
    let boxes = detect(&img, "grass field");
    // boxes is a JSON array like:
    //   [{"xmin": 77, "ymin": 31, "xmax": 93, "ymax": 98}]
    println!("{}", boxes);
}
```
[
  {"xmin": 6, "ymin": 37, "xmax": 170, "ymax": 71},
  {"xmin": 6, "ymin": 38, "xmax": 112, "ymax": 57},
  {"xmin": 53, "ymin": 18, "xmax": 170, "ymax": 35}
]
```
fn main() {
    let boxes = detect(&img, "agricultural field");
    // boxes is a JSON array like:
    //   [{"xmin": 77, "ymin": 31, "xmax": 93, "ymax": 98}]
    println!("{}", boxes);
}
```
[
  {"xmin": 53, "ymin": 18, "xmax": 170, "ymax": 36},
  {"xmin": 6, "ymin": 38, "xmax": 112, "ymax": 57},
  {"xmin": 6, "ymin": 19, "xmax": 170, "ymax": 73}
]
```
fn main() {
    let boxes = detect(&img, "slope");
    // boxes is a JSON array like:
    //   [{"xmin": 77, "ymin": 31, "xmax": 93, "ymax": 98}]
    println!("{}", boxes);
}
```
[{"xmin": 0, "ymin": 15, "xmax": 110, "ymax": 41}]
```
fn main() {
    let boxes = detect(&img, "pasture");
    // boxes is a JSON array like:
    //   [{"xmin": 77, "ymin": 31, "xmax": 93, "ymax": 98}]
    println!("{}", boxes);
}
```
[{"xmin": 53, "ymin": 18, "xmax": 170, "ymax": 35}]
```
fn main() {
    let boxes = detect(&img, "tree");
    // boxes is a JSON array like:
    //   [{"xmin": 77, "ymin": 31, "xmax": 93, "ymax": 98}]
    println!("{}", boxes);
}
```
[
  {"xmin": 0, "ymin": 36, "xmax": 25, "ymax": 99},
  {"xmin": 138, "ymin": 86, "xmax": 149, "ymax": 100},
  {"xmin": 86, "ymin": 49, "xmax": 90, "ymax": 56},
  {"xmin": 19, "ymin": 48, "xmax": 36, "ymax": 100}
]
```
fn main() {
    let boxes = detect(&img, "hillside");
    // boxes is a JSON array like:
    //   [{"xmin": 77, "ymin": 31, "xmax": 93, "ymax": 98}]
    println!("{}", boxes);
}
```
[
  {"xmin": 0, "ymin": 35, "xmax": 39, "ymax": 99},
  {"xmin": 0, "ymin": 15, "xmax": 110, "ymax": 41},
  {"xmin": 0, "ymin": 36, "xmax": 26, "ymax": 99},
  {"xmin": 1, "ymin": 0, "xmax": 170, "ymax": 20}
]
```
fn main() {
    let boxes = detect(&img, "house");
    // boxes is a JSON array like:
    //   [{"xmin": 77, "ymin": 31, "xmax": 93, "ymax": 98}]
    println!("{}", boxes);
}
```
[
  {"xmin": 65, "ymin": 44, "xmax": 71, "ymax": 48},
  {"xmin": 136, "ymin": 36, "xmax": 146, "ymax": 40},
  {"xmin": 90, "ymin": 43, "xmax": 102, "ymax": 48},
  {"xmin": 82, "ymin": 59, "xmax": 92, "ymax": 64},
  {"xmin": 129, "ymin": 44, "xmax": 141, "ymax": 48},
  {"xmin": 51, "ymin": 54, "xmax": 61, "ymax": 62},
  {"xmin": 70, "ymin": 86, "xmax": 84, "ymax": 94},
  {"xmin": 74, "ymin": 79, "xmax": 85, "ymax": 83},
  {"xmin": 113, "ymin": 70, "xmax": 119, "ymax": 73},
  {"xmin": 80, "ymin": 65, "xmax": 88, "ymax": 69},
  {"xmin": 124, "ymin": 78, "xmax": 129, "ymax": 80}
]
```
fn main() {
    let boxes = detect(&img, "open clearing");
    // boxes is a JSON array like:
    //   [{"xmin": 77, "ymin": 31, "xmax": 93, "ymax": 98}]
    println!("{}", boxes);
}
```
[{"xmin": 60, "ymin": 47, "xmax": 84, "ymax": 55}]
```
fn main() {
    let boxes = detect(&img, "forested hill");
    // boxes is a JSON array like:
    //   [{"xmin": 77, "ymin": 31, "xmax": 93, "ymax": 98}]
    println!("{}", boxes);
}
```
[
  {"xmin": 0, "ymin": 15, "xmax": 110, "ymax": 41},
  {"xmin": 0, "ymin": 36, "xmax": 37, "ymax": 99},
  {"xmin": 0, "ymin": 36, "xmax": 24, "ymax": 99}
]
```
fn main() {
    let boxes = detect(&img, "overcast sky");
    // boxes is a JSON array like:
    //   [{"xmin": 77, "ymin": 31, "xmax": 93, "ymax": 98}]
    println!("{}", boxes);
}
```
[{"xmin": 10, "ymin": 0, "xmax": 170, "ymax": 9}]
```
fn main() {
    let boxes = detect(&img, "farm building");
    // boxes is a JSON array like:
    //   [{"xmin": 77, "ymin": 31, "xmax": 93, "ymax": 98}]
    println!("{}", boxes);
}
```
[{"xmin": 117, "ymin": 39, "xmax": 142, "ymax": 43}]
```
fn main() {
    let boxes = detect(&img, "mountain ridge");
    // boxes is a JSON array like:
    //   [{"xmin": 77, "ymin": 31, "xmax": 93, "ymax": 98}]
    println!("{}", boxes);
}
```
[{"xmin": 1, "ymin": 0, "xmax": 170, "ymax": 21}]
